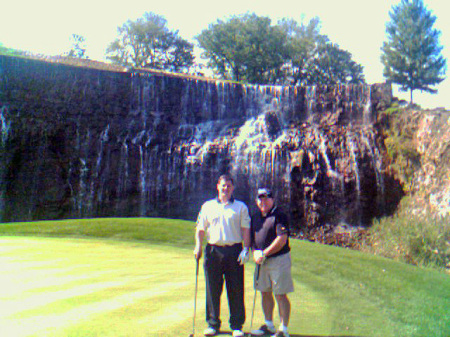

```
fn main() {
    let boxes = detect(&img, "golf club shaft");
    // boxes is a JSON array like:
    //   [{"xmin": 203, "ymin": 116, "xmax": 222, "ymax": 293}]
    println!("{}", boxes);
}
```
[
  {"xmin": 191, "ymin": 258, "xmax": 199, "ymax": 337},
  {"xmin": 250, "ymin": 263, "xmax": 261, "ymax": 333}
]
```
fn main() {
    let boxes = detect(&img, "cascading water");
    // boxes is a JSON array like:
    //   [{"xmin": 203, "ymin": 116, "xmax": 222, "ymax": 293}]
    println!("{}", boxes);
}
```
[
  {"xmin": 0, "ymin": 105, "xmax": 11, "ymax": 220},
  {"xmin": 0, "ymin": 55, "xmax": 399, "ymax": 232},
  {"xmin": 346, "ymin": 131, "xmax": 362, "ymax": 225},
  {"xmin": 0, "ymin": 106, "xmax": 10, "ymax": 144}
]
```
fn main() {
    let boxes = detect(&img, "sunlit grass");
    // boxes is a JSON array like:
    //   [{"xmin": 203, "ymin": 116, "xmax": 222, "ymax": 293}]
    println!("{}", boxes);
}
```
[
  {"xmin": 0, "ymin": 217, "xmax": 196, "ymax": 247},
  {"xmin": 1, "ymin": 218, "xmax": 449, "ymax": 336}
]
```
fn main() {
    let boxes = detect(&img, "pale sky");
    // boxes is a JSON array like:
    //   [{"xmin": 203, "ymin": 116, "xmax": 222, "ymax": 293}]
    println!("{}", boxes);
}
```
[{"xmin": 1, "ymin": 0, "xmax": 448, "ymax": 108}]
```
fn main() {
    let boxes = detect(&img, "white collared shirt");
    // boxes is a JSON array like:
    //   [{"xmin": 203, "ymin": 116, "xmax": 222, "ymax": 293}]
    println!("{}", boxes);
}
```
[{"xmin": 197, "ymin": 198, "xmax": 251, "ymax": 246}]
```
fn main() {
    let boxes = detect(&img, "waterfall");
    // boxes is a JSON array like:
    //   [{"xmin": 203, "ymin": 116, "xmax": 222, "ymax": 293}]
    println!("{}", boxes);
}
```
[
  {"xmin": 0, "ymin": 106, "xmax": 10, "ymax": 145},
  {"xmin": 76, "ymin": 129, "xmax": 91, "ymax": 217},
  {"xmin": 0, "ymin": 106, "xmax": 11, "ymax": 221},
  {"xmin": 138, "ymin": 145, "xmax": 146, "ymax": 217},
  {"xmin": 346, "ymin": 132, "xmax": 362, "ymax": 225},
  {"xmin": 361, "ymin": 128, "xmax": 385, "ymax": 212},
  {"xmin": 94, "ymin": 125, "xmax": 110, "ymax": 206},
  {"xmin": 363, "ymin": 86, "xmax": 372, "ymax": 125},
  {"xmin": 306, "ymin": 85, "xmax": 316, "ymax": 117},
  {"xmin": 117, "ymin": 141, "xmax": 129, "ymax": 201},
  {"xmin": 0, "ymin": 55, "xmax": 396, "ymax": 228}
]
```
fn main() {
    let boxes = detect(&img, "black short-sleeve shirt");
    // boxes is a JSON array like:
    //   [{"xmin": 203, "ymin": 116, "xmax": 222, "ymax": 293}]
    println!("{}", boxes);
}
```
[{"xmin": 251, "ymin": 206, "xmax": 290, "ymax": 258}]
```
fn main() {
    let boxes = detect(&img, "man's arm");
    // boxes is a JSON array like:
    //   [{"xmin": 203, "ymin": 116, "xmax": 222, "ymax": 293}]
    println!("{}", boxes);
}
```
[
  {"xmin": 238, "ymin": 204, "xmax": 251, "ymax": 265},
  {"xmin": 237, "ymin": 227, "xmax": 251, "ymax": 265},
  {"xmin": 194, "ymin": 228, "xmax": 205, "ymax": 260},
  {"xmin": 262, "ymin": 234, "xmax": 287, "ymax": 257},
  {"xmin": 242, "ymin": 227, "xmax": 251, "ymax": 248},
  {"xmin": 254, "ymin": 234, "xmax": 287, "ymax": 264}
]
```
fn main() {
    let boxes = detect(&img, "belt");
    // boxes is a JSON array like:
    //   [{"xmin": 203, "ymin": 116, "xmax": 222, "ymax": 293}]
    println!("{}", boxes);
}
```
[{"xmin": 207, "ymin": 242, "xmax": 242, "ymax": 248}]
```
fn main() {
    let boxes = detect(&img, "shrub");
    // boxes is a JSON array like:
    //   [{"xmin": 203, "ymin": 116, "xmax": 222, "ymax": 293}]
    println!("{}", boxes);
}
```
[{"xmin": 360, "ymin": 207, "xmax": 450, "ymax": 272}]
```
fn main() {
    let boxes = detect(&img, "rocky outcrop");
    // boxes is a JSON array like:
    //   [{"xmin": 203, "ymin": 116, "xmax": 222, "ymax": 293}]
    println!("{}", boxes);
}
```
[
  {"xmin": 0, "ymin": 55, "xmax": 401, "ymax": 233},
  {"xmin": 410, "ymin": 109, "xmax": 450, "ymax": 217}
]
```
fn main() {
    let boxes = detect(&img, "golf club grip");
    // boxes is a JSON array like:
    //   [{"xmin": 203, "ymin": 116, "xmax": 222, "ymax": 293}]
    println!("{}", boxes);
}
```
[{"xmin": 256, "ymin": 263, "xmax": 261, "ymax": 281}]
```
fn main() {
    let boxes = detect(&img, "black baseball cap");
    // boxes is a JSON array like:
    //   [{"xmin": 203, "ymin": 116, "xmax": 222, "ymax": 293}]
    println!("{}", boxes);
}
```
[{"xmin": 257, "ymin": 188, "xmax": 273, "ymax": 198}]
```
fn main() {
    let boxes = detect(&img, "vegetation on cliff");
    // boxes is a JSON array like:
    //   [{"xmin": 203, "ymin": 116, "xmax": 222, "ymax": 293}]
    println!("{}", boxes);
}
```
[
  {"xmin": 378, "ymin": 103, "xmax": 422, "ymax": 192},
  {"xmin": 358, "ymin": 104, "xmax": 450, "ymax": 273},
  {"xmin": 360, "ymin": 197, "xmax": 449, "ymax": 271}
]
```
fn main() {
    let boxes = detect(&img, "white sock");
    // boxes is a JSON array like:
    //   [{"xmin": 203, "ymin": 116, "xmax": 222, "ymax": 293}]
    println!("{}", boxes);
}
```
[
  {"xmin": 279, "ymin": 324, "xmax": 288, "ymax": 333},
  {"xmin": 265, "ymin": 320, "xmax": 275, "ymax": 329}
]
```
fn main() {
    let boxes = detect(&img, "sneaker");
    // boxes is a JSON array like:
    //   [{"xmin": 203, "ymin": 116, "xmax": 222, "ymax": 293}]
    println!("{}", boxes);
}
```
[
  {"xmin": 203, "ymin": 327, "xmax": 218, "ymax": 336},
  {"xmin": 251, "ymin": 324, "xmax": 276, "ymax": 336},
  {"xmin": 272, "ymin": 331, "xmax": 289, "ymax": 337},
  {"xmin": 232, "ymin": 329, "xmax": 244, "ymax": 337}
]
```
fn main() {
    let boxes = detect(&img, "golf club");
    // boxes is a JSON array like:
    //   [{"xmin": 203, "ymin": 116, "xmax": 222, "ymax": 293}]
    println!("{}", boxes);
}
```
[
  {"xmin": 189, "ymin": 258, "xmax": 200, "ymax": 337},
  {"xmin": 248, "ymin": 263, "xmax": 261, "ymax": 337}
]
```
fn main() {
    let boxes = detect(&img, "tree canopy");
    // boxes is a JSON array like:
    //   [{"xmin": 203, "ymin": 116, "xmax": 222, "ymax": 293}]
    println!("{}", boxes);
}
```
[
  {"xmin": 196, "ymin": 14, "xmax": 365, "ymax": 85},
  {"xmin": 196, "ymin": 13, "xmax": 287, "ymax": 84},
  {"xmin": 104, "ymin": 11, "xmax": 365, "ymax": 85},
  {"xmin": 66, "ymin": 34, "xmax": 87, "ymax": 59},
  {"xmin": 278, "ymin": 17, "xmax": 327, "ymax": 85},
  {"xmin": 106, "ymin": 12, "xmax": 194, "ymax": 72},
  {"xmin": 307, "ymin": 43, "xmax": 365, "ymax": 85},
  {"xmin": 0, "ymin": 43, "xmax": 27, "ymax": 57},
  {"xmin": 280, "ymin": 18, "xmax": 364, "ymax": 85},
  {"xmin": 381, "ymin": 0, "xmax": 446, "ymax": 103}
]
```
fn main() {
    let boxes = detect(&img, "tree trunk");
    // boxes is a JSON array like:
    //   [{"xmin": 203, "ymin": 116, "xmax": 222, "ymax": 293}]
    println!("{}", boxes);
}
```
[{"xmin": 410, "ymin": 89, "xmax": 414, "ymax": 104}]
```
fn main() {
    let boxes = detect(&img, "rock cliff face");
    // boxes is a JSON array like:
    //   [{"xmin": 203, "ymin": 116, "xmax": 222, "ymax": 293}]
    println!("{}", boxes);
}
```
[
  {"xmin": 0, "ymin": 55, "xmax": 401, "ymax": 232},
  {"xmin": 410, "ymin": 109, "xmax": 450, "ymax": 218}
]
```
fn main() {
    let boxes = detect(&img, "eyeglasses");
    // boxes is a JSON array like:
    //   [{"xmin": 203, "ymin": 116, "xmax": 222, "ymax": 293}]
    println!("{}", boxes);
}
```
[{"xmin": 257, "ymin": 195, "xmax": 272, "ymax": 200}]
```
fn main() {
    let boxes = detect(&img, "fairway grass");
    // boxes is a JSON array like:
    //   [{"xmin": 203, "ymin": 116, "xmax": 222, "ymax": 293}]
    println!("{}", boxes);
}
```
[
  {"xmin": 1, "ymin": 218, "xmax": 449, "ymax": 336},
  {"xmin": 0, "ymin": 237, "xmax": 202, "ymax": 337}
]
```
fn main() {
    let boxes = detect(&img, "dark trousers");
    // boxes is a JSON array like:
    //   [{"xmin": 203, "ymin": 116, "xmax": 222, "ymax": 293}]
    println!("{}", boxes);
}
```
[{"xmin": 204, "ymin": 243, "xmax": 245, "ymax": 331}]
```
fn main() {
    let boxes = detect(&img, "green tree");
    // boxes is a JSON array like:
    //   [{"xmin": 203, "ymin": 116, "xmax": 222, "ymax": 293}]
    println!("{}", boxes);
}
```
[
  {"xmin": 279, "ymin": 18, "xmax": 364, "ymax": 85},
  {"xmin": 66, "ymin": 34, "xmax": 87, "ymax": 58},
  {"xmin": 106, "ymin": 12, "xmax": 194, "ymax": 72},
  {"xmin": 381, "ymin": 0, "xmax": 446, "ymax": 103},
  {"xmin": 0, "ymin": 43, "xmax": 26, "ymax": 57},
  {"xmin": 278, "ymin": 17, "xmax": 328, "ymax": 85},
  {"xmin": 196, "ymin": 13, "xmax": 288, "ymax": 84},
  {"xmin": 197, "ymin": 14, "xmax": 365, "ymax": 85},
  {"xmin": 307, "ymin": 43, "xmax": 365, "ymax": 85}
]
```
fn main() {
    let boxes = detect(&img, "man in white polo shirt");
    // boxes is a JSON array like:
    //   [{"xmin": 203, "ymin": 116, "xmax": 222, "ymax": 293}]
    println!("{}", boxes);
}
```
[{"xmin": 194, "ymin": 174, "xmax": 251, "ymax": 337}]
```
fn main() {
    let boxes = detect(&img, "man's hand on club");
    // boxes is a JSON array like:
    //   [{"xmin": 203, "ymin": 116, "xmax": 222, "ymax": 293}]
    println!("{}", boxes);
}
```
[
  {"xmin": 253, "ymin": 250, "xmax": 266, "ymax": 264},
  {"xmin": 193, "ymin": 246, "xmax": 202, "ymax": 260},
  {"xmin": 237, "ymin": 247, "xmax": 250, "ymax": 265}
]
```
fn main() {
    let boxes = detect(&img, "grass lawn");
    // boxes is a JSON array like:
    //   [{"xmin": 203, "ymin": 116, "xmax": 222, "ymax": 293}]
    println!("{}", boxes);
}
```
[{"xmin": 0, "ymin": 218, "xmax": 449, "ymax": 337}]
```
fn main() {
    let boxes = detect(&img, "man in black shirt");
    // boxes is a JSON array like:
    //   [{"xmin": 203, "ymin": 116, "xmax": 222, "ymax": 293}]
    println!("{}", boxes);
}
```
[{"xmin": 250, "ymin": 188, "xmax": 294, "ymax": 337}]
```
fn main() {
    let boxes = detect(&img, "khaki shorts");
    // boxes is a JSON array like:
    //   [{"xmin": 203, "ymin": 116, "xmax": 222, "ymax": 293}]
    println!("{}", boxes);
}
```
[{"xmin": 254, "ymin": 252, "xmax": 294, "ymax": 295}]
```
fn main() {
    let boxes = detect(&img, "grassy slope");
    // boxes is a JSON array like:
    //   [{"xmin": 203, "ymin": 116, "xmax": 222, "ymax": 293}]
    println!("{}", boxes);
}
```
[{"xmin": 1, "ymin": 218, "xmax": 449, "ymax": 337}]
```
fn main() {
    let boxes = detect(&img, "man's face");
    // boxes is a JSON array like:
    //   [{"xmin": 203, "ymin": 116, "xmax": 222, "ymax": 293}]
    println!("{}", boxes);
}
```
[
  {"xmin": 256, "ymin": 195, "xmax": 274, "ymax": 214},
  {"xmin": 217, "ymin": 179, "xmax": 234, "ymax": 201}
]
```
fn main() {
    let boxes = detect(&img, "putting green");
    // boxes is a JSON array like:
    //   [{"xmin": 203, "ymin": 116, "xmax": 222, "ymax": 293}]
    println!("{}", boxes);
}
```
[{"xmin": 0, "ymin": 237, "xmax": 329, "ymax": 337}]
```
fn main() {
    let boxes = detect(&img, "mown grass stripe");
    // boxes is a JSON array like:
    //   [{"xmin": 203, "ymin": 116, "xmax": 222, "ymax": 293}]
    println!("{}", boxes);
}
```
[{"xmin": 1, "ymin": 219, "xmax": 449, "ymax": 337}]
